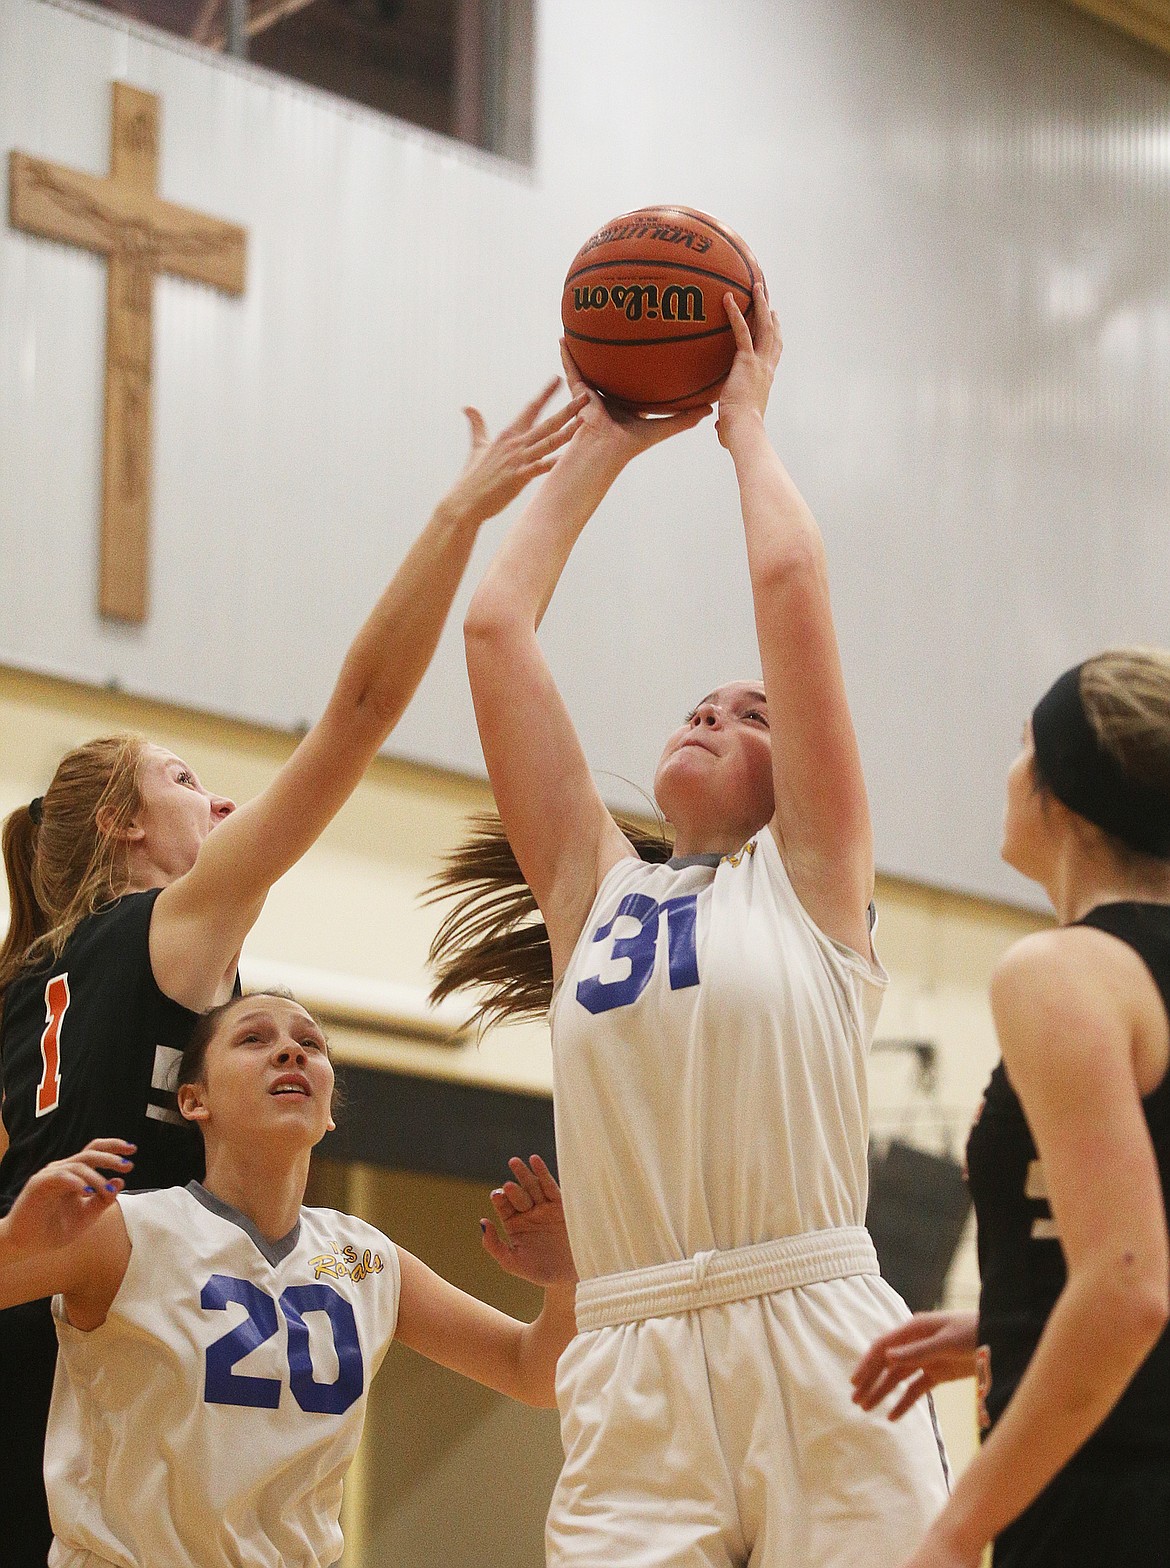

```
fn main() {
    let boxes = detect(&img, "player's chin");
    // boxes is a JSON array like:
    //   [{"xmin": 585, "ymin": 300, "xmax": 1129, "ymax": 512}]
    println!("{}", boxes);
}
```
[
  {"xmin": 262, "ymin": 1094, "xmax": 329, "ymax": 1133},
  {"xmin": 656, "ymin": 745, "xmax": 716, "ymax": 795}
]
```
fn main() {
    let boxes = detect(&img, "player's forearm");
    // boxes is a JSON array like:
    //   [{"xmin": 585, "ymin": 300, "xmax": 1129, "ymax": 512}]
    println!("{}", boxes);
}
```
[
  {"xmin": 326, "ymin": 499, "xmax": 481, "ymax": 738},
  {"xmin": 922, "ymin": 1270, "xmax": 1167, "ymax": 1560},
  {"xmin": 722, "ymin": 413, "xmax": 826, "ymax": 590},
  {"xmin": 466, "ymin": 431, "xmax": 624, "ymax": 637},
  {"xmin": 513, "ymin": 1284, "xmax": 578, "ymax": 1408},
  {"xmin": 0, "ymin": 1219, "xmax": 59, "ymax": 1310}
]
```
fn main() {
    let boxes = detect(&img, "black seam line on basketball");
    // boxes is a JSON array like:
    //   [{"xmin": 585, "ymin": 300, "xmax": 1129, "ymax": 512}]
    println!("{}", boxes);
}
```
[
  {"xmin": 668, "ymin": 210, "xmax": 758, "ymax": 290},
  {"xmin": 617, "ymin": 372, "xmax": 730, "ymax": 408},
  {"xmin": 577, "ymin": 209, "xmax": 758, "ymax": 292},
  {"xmin": 565, "ymin": 259, "xmax": 754, "ymax": 291},
  {"xmin": 565, "ymin": 324, "xmax": 734, "ymax": 347}
]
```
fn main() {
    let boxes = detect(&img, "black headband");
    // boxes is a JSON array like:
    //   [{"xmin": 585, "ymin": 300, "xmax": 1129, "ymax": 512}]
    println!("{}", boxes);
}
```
[
  {"xmin": 28, "ymin": 796, "xmax": 44, "ymax": 826},
  {"xmin": 1031, "ymin": 664, "xmax": 1170, "ymax": 858}
]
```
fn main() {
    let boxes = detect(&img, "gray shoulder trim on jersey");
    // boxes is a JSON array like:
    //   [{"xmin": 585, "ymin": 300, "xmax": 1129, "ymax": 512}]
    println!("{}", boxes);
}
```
[
  {"xmin": 186, "ymin": 1181, "xmax": 301, "ymax": 1267},
  {"xmin": 666, "ymin": 852, "xmax": 722, "ymax": 869}
]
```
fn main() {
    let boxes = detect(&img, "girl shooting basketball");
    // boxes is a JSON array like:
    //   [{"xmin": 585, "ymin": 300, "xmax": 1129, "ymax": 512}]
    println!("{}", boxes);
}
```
[
  {"xmin": 853, "ymin": 651, "xmax": 1170, "ymax": 1568},
  {"xmin": 0, "ymin": 379, "xmax": 583, "ymax": 1566},
  {"xmin": 430, "ymin": 289, "xmax": 950, "ymax": 1567},
  {"xmin": 0, "ymin": 991, "xmax": 577, "ymax": 1568}
]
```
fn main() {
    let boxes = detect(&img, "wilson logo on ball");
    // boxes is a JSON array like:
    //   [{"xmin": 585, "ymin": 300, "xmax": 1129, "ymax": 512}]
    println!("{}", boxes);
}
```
[
  {"xmin": 570, "ymin": 283, "xmax": 706, "ymax": 324},
  {"xmin": 561, "ymin": 205, "xmax": 765, "ymax": 413}
]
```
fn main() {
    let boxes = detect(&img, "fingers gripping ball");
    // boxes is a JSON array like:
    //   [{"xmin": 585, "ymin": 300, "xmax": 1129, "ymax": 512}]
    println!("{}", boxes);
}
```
[{"xmin": 561, "ymin": 206, "xmax": 766, "ymax": 413}]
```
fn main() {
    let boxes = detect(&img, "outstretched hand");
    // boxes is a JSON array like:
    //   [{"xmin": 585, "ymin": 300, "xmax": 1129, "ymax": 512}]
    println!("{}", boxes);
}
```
[
  {"xmin": 559, "ymin": 340, "xmax": 712, "ymax": 466},
  {"xmin": 480, "ymin": 1154, "xmax": 577, "ymax": 1287},
  {"xmin": 851, "ymin": 1309, "xmax": 980, "ymax": 1420},
  {"xmin": 445, "ymin": 379, "xmax": 589, "ymax": 528},
  {"xmin": 715, "ymin": 282, "xmax": 782, "ymax": 449},
  {"xmin": 1, "ymin": 1139, "xmax": 134, "ymax": 1258}
]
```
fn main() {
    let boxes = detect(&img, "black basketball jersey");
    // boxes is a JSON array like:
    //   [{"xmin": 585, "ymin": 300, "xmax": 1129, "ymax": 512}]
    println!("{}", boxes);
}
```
[
  {"xmin": 0, "ymin": 890, "xmax": 205, "ymax": 1212},
  {"xmin": 967, "ymin": 901, "xmax": 1170, "ymax": 1458}
]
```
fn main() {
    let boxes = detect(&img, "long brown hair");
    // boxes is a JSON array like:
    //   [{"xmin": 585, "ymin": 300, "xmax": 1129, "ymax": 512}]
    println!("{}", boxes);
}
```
[
  {"xmin": 0, "ymin": 734, "xmax": 146, "ymax": 1007},
  {"xmin": 427, "ymin": 812, "xmax": 673, "ymax": 1030}
]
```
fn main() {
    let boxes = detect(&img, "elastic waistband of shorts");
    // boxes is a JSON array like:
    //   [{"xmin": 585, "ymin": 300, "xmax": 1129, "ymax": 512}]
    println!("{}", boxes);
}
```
[{"xmin": 574, "ymin": 1227, "xmax": 880, "ymax": 1331}]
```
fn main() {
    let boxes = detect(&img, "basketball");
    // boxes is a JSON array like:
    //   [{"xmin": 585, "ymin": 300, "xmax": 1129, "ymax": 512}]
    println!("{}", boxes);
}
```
[{"xmin": 561, "ymin": 206, "xmax": 765, "ymax": 413}]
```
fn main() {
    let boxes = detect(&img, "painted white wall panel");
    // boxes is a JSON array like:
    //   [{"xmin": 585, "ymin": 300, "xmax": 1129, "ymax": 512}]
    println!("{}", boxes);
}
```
[{"xmin": 2, "ymin": 0, "xmax": 1169, "ymax": 907}]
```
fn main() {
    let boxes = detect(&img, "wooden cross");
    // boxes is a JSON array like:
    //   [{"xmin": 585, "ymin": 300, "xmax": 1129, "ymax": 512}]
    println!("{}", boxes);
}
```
[{"xmin": 9, "ymin": 82, "xmax": 247, "ymax": 623}]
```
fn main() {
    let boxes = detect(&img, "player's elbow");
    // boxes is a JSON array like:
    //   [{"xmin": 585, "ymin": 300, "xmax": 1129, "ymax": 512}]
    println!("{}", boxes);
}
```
[
  {"xmin": 464, "ymin": 589, "xmax": 529, "ymax": 662},
  {"xmin": 464, "ymin": 586, "xmax": 507, "ymax": 645},
  {"xmin": 1130, "ymin": 1275, "xmax": 1170, "ymax": 1345},
  {"xmin": 750, "ymin": 530, "xmax": 827, "ymax": 599},
  {"xmin": 1096, "ymin": 1254, "xmax": 1170, "ymax": 1360},
  {"xmin": 516, "ymin": 1376, "xmax": 558, "ymax": 1410}
]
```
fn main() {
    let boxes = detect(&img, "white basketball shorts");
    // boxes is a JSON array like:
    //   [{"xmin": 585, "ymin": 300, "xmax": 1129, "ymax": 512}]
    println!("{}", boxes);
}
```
[{"xmin": 547, "ymin": 1229, "xmax": 950, "ymax": 1568}]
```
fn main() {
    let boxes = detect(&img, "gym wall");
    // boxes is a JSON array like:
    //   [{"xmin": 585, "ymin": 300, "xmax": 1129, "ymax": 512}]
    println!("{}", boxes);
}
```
[{"xmin": 2, "ymin": 0, "xmax": 1168, "ymax": 910}]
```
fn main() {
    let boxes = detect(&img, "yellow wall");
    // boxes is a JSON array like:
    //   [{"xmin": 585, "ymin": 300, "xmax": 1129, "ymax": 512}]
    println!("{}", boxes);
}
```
[{"xmin": 0, "ymin": 664, "xmax": 1049, "ymax": 1557}]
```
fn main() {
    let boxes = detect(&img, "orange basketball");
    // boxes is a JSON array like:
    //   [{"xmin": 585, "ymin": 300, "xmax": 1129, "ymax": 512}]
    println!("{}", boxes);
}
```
[{"xmin": 561, "ymin": 206, "xmax": 765, "ymax": 413}]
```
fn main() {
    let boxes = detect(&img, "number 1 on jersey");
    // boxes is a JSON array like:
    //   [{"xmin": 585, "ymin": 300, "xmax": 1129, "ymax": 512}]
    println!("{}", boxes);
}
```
[{"xmin": 36, "ymin": 973, "xmax": 70, "ymax": 1117}]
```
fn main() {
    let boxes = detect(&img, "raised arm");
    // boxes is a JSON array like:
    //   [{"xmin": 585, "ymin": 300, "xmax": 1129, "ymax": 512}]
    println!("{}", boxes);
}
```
[
  {"xmin": 464, "ymin": 352, "xmax": 710, "ymax": 973},
  {"xmin": 392, "ymin": 1157, "xmax": 577, "ymax": 1407},
  {"xmin": 900, "ymin": 931, "xmax": 1170, "ymax": 1568},
  {"xmin": 0, "ymin": 1138, "xmax": 133, "ymax": 1326},
  {"xmin": 717, "ymin": 288, "xmax": 874, "ymax": 957},
  {"xmin": 152, "ymin": 385, "xmax": 584, "ymax": 1011}
]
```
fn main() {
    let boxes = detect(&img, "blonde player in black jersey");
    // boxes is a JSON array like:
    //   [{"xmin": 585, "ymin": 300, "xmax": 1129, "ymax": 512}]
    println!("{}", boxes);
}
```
[
  {"xmin": 431, "ymin": 292, "xmax": 949, "ymax": 1567},
  {"xmin": 853, "ymin": 650, "xmax": 1170, "ymax": 1568},
  {"xmin": 0, "ymin": 379, "xmax": 584, "ymax": 1567},
  {"xmin": 0, "ymin": 990, "xmax": 577, "ymax": 1568}
]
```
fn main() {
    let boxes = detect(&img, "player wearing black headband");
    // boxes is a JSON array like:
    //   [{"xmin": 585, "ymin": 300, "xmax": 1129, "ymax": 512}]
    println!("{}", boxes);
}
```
[{"xmin": 853, "ymin": 648, "xmax": 1170, "ymax": 1568}]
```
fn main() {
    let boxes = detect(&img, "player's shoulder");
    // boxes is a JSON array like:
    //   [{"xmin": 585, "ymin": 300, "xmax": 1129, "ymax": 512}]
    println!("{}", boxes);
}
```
[
  {"xmin": 297, "ymin": 1204, "xmax": 398, "ymax": 1293},
  {"xmin": 109, "ymin": 1183, "xmax": 195, "ymax": 1249},
  {"xmin": 298, "ymin": 1202, "xmax": 393, "ymax": 1255},
  {"xmin": 83, "ymin": 889, "xmax": 161, "ymax": 945},
  {"xmin": 47, "ymin": 890, "xmax": 160, "ymax": 971},
  {"xmin": 992, "ymin": 925, "xmax": 1143, "ymax": 1010}
]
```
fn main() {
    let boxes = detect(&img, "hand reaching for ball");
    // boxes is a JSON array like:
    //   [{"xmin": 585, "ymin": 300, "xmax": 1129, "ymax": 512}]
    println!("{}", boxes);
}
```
[
  {"xmin": 559, "ymin": 339, "xmax": 712, "ymax": 466},
  {"xmin": 445, "ymin": 378, "xmax": 588, "ymax": 529},
  {"xmin": 715, "ymin": 283, "xmax": 783, "ymax": 449}
]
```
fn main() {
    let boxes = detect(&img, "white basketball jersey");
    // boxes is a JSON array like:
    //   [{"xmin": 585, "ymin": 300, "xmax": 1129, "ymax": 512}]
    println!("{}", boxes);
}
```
[
  {"xmin": 550, "ymin": 829, "xmax": 888, "ymax": 1279},
  {"xmin": 45, "ymin": 1183, "xmax": 400, "ymax": 1568}
]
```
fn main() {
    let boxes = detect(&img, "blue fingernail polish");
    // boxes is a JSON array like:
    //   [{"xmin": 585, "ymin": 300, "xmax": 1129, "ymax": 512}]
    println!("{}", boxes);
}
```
[
  {"xmin": 479, "ymin": 1220, "xmax": 488, "ymax": 1232},
  {"xmin": 83, "ymin": 1186, "xmax": 94, "ymax": 1195},
  {"xmin": 106, "ymin": 1183, "xmax": 118, "ymax": 1193}
]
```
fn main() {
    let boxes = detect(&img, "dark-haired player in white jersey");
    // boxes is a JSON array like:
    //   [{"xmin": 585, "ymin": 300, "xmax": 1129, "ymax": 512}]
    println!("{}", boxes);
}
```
[
  {"xmin": 853, "ymin": 651, "xmax": 1170, "ymax": 1568},
  {"xmin": 0, "ymin": 990, "xmax": 577, "ymax": 1568},
  {"xmin": 0, "ymin": 379, "xmax": 584, "ymax": 1567},
  {"xmin": 434, "ymin": 292, "xmax": 950, "ymax": 1567}
]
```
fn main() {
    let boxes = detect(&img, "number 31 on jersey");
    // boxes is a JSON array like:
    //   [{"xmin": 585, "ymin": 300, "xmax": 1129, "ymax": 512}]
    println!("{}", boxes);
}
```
[{"xmin": 575, "ymin": 892, "xmax": 700, "ymax": 1014}]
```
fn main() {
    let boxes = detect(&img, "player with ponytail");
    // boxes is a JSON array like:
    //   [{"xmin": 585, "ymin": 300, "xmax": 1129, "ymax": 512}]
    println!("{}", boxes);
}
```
[
  {"xmin": 0, "ymin": 380, "xmax": 582, "ymax": 1567},
  {"xmin": 431, "ymin": 297, "xmax": 949, "ymax": 1568}
]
